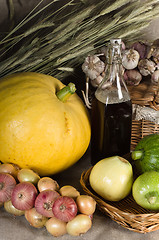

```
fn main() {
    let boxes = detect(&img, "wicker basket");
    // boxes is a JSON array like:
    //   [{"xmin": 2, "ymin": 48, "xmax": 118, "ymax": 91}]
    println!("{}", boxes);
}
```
[
  {"xmin": 80, "ymin": 79, "xmax": 159, "ymax": 233},
  {"xmin": 129, "ymin": 79, "xmax": 159, "ymax": 150},
  {"xmin": 80, "ymin": 166, "xmax": 159, "ymax": 233}
]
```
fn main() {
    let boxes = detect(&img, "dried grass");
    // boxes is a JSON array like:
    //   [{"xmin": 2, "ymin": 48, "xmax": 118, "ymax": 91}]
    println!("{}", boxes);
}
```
[{"xmin": 0, "ymin": 0, "xmax": 159, "ymax": 80}]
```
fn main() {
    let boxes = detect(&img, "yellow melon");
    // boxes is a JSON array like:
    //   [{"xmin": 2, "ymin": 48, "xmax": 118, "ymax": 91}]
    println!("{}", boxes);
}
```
[{"xmin": 0, "ymin": 72, "xmax": 91, "ymax": 176}]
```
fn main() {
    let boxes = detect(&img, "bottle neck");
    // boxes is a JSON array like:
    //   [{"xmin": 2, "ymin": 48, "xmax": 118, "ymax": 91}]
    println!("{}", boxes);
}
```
[
  {"xmin": 106, "ymin": 42, "xmax": 122, "ymax": 65},
  {"xmin": 95, "ymin": 39, "xmax": 130, "ymax": 104}
]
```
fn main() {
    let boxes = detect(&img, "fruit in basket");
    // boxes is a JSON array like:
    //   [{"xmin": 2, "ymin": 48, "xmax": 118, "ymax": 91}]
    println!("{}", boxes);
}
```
[
  {"xmin": 131, "ymin": 134, "xmax": 159, "ymax": 174},
  {"xmin": 0, "ymin": 72, "xmax": 91, "ymax": 176},
  {"xmin": 89, "ymin": 156, "xmax": 133, "ymax": 201},
  {"xmin": 132, "ymin": 171, "xmax": 159, "ymax": 210}
]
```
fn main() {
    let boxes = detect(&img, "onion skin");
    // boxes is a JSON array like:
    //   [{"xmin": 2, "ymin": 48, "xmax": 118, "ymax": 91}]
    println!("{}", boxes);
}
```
[
  {"xmin": 45, "ymin": 217, "xmax": 67, "ymax": 237},
  {"xmin": 0, "ymin": 173, "xmax": 16, "ymax": 202},
  {"xmin": 52, "ymin": 196, "xmax": 78, "ymax": 222},
  {"xmin": 11, "ymin": 182, "xmax": 38, "ymax": 210},
  {"xmin": 66, "ymin": 214, "xmax": 92, "ymax": 236},
  {"xmin": 4, "ymin": 200, "xmax": 24, "ymax": 216},
  {"xmin": 17, "ymin": 169, "xmax": 40, "ymax": 185},
  {"xmin": 89, "ymin": 156, "xmax": 133, "ymax": 201},
  {"xmin": 59, "ymin": 185, "xmax": 80, "ymax": 199},
  {"xmin": 34, "ymin": 190, "xmax": 60, "ymax": 218},
  {"xmin": 76, "ymin": 195, "xmax": 96, "ymax": 215},
  {"xmin": 0, "ymin": 163, "xmax": 19, "ymax": 178},
  {"xmin": 25, "ymin": 208, "xmax": 48, "ymax": 228},
  {"xmin": 37, "ymin": 177, "xmax": 59, "ymax": 192}
]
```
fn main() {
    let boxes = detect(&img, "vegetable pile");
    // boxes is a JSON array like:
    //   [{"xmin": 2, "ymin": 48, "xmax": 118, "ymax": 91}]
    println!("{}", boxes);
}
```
[
  {"xmin": 0, "ymin": 162, "xmax": 96, "ymax": 237},
  {"xmin": 89, "ymin": 134, "xmax": 159, "ymax": 211},
  {"xmin": 82, "ymin": 39, "xmax": 159, "ymax": 88}
]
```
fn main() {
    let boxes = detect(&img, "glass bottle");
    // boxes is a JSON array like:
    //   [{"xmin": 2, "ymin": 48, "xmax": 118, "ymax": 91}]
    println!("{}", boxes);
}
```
[{"xmin": 91, "ymin": 38, "xmax": 132, "ymax": 165}]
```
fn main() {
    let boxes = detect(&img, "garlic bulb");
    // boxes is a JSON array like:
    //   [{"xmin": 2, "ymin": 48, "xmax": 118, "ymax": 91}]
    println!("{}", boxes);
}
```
[
  {"xmin": 151, "ymin": 70, "xmax": 159, "ymax": 85},
  {"xmin": 131, "ymin": 41, "xmax": 148, "ymax": 59},
  {"xmin": 151, "ymin": 47, "xmax": 159, "ymax": 64},
  {"xmin": 122, "ymin": 49, "xmax": 140, "ymax": 70},
  {"xmin": 90, "ymin": 75, "xmax": 103, "ymax": 88},
  {"xmin": 82, "ymin": 55, "xmax": 105, "ymax": 80},
  {"xmin": 124, "ymin": 69, "xmax": 142, "ymax": 86},
  {"xmin": 138, "ymin": 59, "xmax": 156, "ymax": 76}
]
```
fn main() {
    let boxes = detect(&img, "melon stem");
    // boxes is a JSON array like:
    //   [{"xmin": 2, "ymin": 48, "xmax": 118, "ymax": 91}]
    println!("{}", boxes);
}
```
[
  {"xmin": 56, "ymin": 83, "xmax": 76, "ymax": 102},
  {"xmin": 131, "ymin": 150, "xmax": 143, "ymax": 160},
  {"xmin": 145, "ymin": 191, "xmax": 158, "ymax": 205}
]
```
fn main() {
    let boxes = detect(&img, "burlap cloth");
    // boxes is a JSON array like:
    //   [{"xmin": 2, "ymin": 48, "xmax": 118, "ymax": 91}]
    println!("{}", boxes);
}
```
[{"xmin": 1, "ymin": 148, "xmax": 159, "ymax": 240}]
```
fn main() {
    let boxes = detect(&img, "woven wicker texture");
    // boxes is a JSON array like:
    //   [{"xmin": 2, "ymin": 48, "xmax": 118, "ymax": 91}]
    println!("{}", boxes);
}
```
[
  {"xmin": 131, "ymin": 120, "xmax": 159, "ymax": 150},
  {"xmin": 80, "ymin": 166, "xmax": 159, "ymax": 233},
  {"xmin": 128, "ymin": 80, "xmax": 159, "ymax": 110},
  {"xmin": 129, "ymin": 79, "xmax": 159, "ymax": 150}
]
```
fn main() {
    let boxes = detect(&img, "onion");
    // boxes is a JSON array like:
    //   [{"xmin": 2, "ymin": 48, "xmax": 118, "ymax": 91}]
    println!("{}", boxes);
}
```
[
  {"xmin": 25, "ymin": 208, "xmax": 48, "ymax": 228},
  {"xmin": 37, "ymin": 177, "xmax": 59, "ymax": 192},
  {"xmin": 66, "ymin": 214, "xmax": 92, "ymax": 236},
  {"xmin": 45, "ymin": 217, "xmax": 67, "ymax": 237},
  {"xmin": 34, "ymin": 190, "xmax": 60, "ymax": 218},
  {"xmin": 0, "ymin": 173, "xmax": 16, "ymax": 202},
  {"xmin": 11, "ymin": 182, "xmax": 38, "ymax": 210},
  {"xmin": 76, "ymin": 195, "xmax": 96, "ymax": 215},
  {"xmin": 4, "ymin": 200, "xmax": 24, "ymax": 216},
  {"xmin": 59, "ymin": 185, "xmax": 80, "ymax": 199},
  {"xmin": 0, "ymin": 163, "xmax": 19, "ymax": 178},
  {"xmin": 17, "ymin": 169, "xmax": 40, "ymax": 185},
  {"xmin": 52, "ymin": 196, "xmax": 78, "ymax": 222}
]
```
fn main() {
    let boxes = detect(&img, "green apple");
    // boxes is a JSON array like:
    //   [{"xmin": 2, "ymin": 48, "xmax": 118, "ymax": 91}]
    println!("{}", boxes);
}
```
[
  {"xmin": 89, "ymin": 156, "xmax": 133, "ymax": 201},
  {"xmin": 132, "ymin": 171, "xmax": 159, "ymax": 210}
]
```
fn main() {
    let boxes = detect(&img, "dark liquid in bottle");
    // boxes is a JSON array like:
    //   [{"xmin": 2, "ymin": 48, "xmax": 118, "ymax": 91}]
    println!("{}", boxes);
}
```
[{"xmin": 91, "ymin": 97, "xmax": 132, "ymax": 165}]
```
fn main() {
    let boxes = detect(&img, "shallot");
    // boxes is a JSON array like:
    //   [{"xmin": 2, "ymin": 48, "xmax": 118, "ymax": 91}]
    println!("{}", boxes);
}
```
[
  {"xmin": 17, "ymin": 169, "xmax": 40, "ymax": 184},
  {"xmin": 34, "ymin": 190, "xmax": 60, "ymax": 217},
  {"xmin": 0, "ymin": 173, "xmax": 16, "ymax": 202},
  {"xmin": 11, "ymin": 182, "xmax": 38, "ymax": 210},
  {"xmin": 37, "ymin": 177, "xmax": 59, "ymax": 192},
  {"xmin": 25, "ymin": 207, "xmax": 48, "ymax": 228},
  {"xmin": 4, "ymin": 200, "xmax": 24, "ymax": 216},
  {"xmin": 66, "ymin": 214, "xmax": 92, "ymax": 236},
  {"xmin": 59, "ymin": 185, "xmax": 80, "ymax": 199},
  {"xmin": 76, "ymin": 195, "xmax": 96, "ymax": 215},
  {"xmin": 45, "ymin": 217, "xmax": 67, "ymax": 237},
  {"xmin": 52, "ymin": 196, "xmax": 78, "ymax": 222}
]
